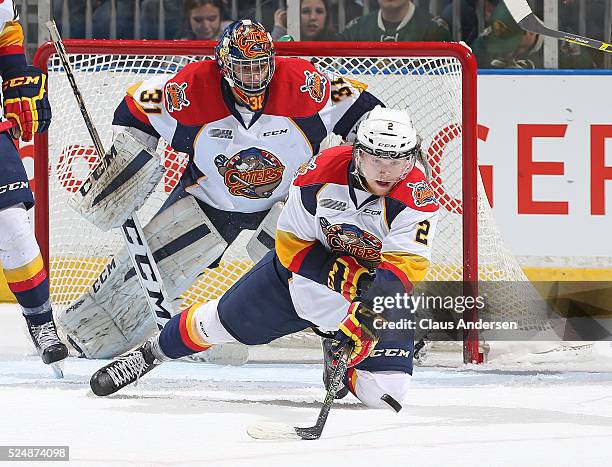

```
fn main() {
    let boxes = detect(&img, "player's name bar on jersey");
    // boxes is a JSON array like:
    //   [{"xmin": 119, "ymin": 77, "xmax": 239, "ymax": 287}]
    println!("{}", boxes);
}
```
[{"xmin": 0, "ymin": 446, "xmax": 69, "ymax": 462}]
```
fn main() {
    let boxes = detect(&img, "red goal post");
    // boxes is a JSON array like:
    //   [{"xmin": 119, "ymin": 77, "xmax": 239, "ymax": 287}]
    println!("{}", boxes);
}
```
[{"xmin": 32, "ymin": 40, "xmax": 481, "ymax": 363}]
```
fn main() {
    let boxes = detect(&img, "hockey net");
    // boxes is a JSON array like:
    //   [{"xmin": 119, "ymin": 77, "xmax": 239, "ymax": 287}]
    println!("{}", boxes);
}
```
[{"xmin": 33, "ymin": 41, "xmax": 548, "ymax": 365}]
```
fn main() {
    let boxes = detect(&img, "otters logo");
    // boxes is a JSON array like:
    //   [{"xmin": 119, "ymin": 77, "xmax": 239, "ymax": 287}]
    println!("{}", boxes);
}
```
[
  {"xmin": 407, "ymin": 180, "xmax": 437, "ymax": 207},
  {"xmin": 320, "ymin": 218, "xmax": 382, "ymax": 264},
  {"xmin": 215, "ymin": 147, "xmax": 285, "ymax": 199},
  {"xmin": 165, "ymin": 82, "xmax": 190, "ymax": 112},
  {"xmin": 234, "ymin": 24, "xmax": 272, "ymax": 59},
  {"xmin": 294, "ymin": 155, "xmax": 317, "ymax": 179},
  {"xmin": 300, "ymin": 70, "xmax": 326, "ymax": 103}
]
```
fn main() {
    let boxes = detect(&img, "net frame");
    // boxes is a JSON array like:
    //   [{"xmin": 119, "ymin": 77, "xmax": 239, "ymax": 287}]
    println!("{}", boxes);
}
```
[{"xmin": 32, "ymin": 40, "xmax": 480, "ymax": 363}]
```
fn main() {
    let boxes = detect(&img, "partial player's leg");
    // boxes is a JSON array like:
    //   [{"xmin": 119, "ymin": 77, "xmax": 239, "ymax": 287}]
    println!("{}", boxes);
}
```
[
  {"xmin": 90, "ymin": 250, "xmax": 314, "ymax": 395},
  {"xmin": 0, "ymin": 134, "xmax": 67, "ymax": 368},
  {"xmin": 323, "ymin": 306, "xmax": 415, "ymax": 410}
]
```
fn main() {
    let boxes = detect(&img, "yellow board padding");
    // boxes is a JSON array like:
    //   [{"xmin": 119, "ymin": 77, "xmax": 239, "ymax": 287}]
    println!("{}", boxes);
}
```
[
  {"xmin": 2, "ymin": 260, "xmax": 612, "ymax": 321},
  {"xmin": 522, "ymin": 267, "xmax": 612, "ymax": 282}
]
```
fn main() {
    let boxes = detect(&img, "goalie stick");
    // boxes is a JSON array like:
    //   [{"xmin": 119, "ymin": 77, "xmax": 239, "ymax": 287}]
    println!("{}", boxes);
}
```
[
  {"xmin": 246, "ymin": 344, "xmax": 352, "ymax": 441},
  {"xmin": 503, "ymin": 0, "xmax": 612, "ymax": 53},
  {"xmin": 46, "ymin": 20, "xmax": 175, "ymax": 328}
]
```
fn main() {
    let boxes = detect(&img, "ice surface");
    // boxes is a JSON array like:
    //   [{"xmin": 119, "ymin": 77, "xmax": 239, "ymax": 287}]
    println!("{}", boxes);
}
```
[{"xmin": 1, "ymin": 303, "xmax": 611, "ymax": 466}]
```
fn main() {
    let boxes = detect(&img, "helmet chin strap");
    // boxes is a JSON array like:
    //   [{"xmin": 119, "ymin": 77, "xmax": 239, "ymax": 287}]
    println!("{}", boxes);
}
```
[{"xmin": 351, "ymin": 171, "xmax": 370, "ymax": 192}]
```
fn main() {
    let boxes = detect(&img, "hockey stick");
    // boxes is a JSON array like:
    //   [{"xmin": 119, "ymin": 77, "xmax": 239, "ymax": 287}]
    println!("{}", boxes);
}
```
[
  {"xmin": 46, "ymin": 20, "xmax": 174, "ymax": 328},
  {"xmin": 503, "ymin": 0, "xmax": 612, "ymax": 52},
  {"xmin": 246, "ymin": 344, "xmax": 352, "ymax": 440},
  {"xmin": 0, "ymin": 120, "xmax": 16, "ymax": 134}
]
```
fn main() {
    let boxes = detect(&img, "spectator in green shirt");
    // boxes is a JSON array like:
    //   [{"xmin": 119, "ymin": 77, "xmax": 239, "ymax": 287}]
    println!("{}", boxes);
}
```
[
  {"xmin": 340, "ymin": 0, "xmax": 451, "ymax": 42},
  {"xmin": 472, "ymin": 2, "xmax": 596, "ymax": 69}
]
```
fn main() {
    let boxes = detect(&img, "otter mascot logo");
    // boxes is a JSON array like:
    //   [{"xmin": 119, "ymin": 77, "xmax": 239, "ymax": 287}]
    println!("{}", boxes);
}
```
[
  {"xmin": 407, "ymin": 180, "xmax": 437, "ymax": 207},
  {"xmin": 165, "ymin": 82, "xmax": 190, "ymax": 112},
  {"xmin": 300, "ymin": 70, "xmax": 326, "ymax": 103},
  {"xmin": 294, "ymin": 155, "xmax": 317, "ymax": 179},
  {"xmin": 215, "ymin": 147, "xmax": 285, "ymax": 199},
  {"xmin": 320, "ymin": 217, "xmax": 382, "ymax": 266},
  {"xmin": 234, "ymin": 23, "xmax": 272, "ymax": 59}
]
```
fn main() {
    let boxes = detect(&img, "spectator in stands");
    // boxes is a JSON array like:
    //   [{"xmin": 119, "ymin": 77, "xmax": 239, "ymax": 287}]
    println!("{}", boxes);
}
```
[
  {"xmin": 177, "ymin": 0, "xmax": 231, "ymax": 41},
  {"xmin": 271, "ymin": 0, "xmax": 340, "ymax": 41},
  {"xmin": 440, "ymin": 0, "xmax": 498, "ymax": 44},
  {"xmin": 140, "ymin": 0, "xmax": 186, "ymax": 40},
  {"xmin": 559, "ymin": 0, "xmax": 608, "ymax": 67},
  {"xmin": 340, "ymin": 0, "xmax": 451, "ymax": 42},
  {"xmin": 236, "ymin": 0, "xmax": 276, "ymax": 30},
  {"xmin": 92, "ymin": 0, "xmax": 138, "ymax": 39},
  {"xmin": 329, "ymin": 0, "xmax": 365, "ymax": 26},
  {"xmin": 472, "ymin": 2, "xmax": 596, "ymax": 69},
  {"xmin": 52, "ymin": 0, "xmax": 102, "ymax": 38}
]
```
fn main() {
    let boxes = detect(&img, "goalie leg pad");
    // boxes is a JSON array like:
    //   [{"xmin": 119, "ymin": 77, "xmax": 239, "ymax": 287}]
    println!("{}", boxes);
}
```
[
  {"xmin": 57, "ymin": 195, "xmax": 227, "ymax": 358},
  {"xmin": 246, "ymin": 201, "xmax": 283, "ymax": 263},
  {"xmin": 68, "ymin": 130, "xmax": 165, "ymax": 231}
]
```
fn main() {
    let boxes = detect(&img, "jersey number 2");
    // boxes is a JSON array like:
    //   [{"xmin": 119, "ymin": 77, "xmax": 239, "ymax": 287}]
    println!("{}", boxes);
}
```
[{"xmin": 415, "ymin": 220, "xmax": 430, "ymax": 245}]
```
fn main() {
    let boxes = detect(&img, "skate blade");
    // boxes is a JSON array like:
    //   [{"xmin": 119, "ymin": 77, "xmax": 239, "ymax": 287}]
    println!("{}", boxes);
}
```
[
  {"xmin": 246, "ymin": 422, "xmax": 301, "ymax": 440},
  {"xmin": 50, "ymin": 361, "xmax": 65, "ymax": 379}
]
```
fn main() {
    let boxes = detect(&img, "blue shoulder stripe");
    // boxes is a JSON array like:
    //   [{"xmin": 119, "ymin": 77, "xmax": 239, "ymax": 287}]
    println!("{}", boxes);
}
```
[
  {"xmin": 112, "ymin": 100, "xmax": 160, "ymax": 138},
  {"xmin": 171, "ymin": 123, "xmax": 201, "ymax": 156},
  {"xmin": 333, "ymin": 91, "xmax": 383, "ymax": 138},
  {"xmin": 291, "ymin": 114, "xmax": 327, "ymax": 156},
  {"xmin": 300, "ymin": 183, "xmax": 322, "ymax": 216}
]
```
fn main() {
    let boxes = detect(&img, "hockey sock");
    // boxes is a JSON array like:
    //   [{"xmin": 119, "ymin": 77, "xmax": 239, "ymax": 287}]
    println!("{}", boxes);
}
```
[
  {"xmin": 5, "ymin": 253, "xmax": 52, "ymax": 318},
  {"xmin": 0, "ymin": 206, "xmax": 52, "ymax": 318},
  {"xmin": 158, "ymin": 305, "xmax": 211, "ymax": 359}
]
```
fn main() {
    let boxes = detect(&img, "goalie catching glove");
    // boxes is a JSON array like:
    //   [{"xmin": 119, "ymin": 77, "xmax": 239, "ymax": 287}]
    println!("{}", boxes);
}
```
[
  {"xmin": 68, "ymin": 130, "xmax": 164, "ymax": 231},
  {"xmin": 2, "ymin": 66, "xmax": 52, "ymax": 141},
  {"xmin": 334, "ymin": 300, "xmax": 380, "ymax": 367}
]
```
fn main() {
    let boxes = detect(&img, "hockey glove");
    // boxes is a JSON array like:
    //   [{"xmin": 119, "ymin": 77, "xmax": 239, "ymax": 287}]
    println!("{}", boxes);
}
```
[
  {"xmin": 2, "ymin": 66, "xmax": 51, "ymax": 141},
  {"xmin": 327, "ymin": 255, "xmax": 375, "ymax": 302},
  {"xmin": 334, "ymin": 301, "xmax": 380, "ymax": 367}
]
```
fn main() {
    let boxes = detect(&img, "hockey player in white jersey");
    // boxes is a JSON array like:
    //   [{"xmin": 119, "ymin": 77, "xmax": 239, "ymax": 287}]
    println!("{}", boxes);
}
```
[
  {"xmin": 0, "ymin": 0, "xmax": 67, "ymax": 372},
  {"xmin": 59, "ymin": 19, "xmax": 383, "ymax": 359},
  {"xmin": 90, "ymin": 106, "xmax": 440, "ymax": 410}
]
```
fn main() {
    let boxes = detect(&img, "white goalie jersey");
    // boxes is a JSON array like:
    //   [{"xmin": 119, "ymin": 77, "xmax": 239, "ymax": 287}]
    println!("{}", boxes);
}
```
[{"xmin": 112, "ymin": 56, "xmax": 383, "ymax": 213}]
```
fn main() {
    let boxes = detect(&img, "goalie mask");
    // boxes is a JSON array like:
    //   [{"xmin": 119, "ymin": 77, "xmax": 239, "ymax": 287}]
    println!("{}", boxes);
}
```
[
  {"xmin": 215, "ymin": 20, "xmax": 275, "ymax": 109},
  {"xmin": 353, "ymin": 106, "xmax": 422, "ymax": 194}
]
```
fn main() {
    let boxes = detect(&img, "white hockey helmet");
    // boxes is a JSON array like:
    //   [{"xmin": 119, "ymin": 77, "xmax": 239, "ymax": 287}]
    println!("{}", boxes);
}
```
[{"xmin": 354, "ymin": 106, "xmax": 421, "ymax": 184}]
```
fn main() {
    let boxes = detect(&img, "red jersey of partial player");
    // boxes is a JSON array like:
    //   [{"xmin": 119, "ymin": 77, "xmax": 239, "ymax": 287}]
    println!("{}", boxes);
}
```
[
  {"xmin": 113, "ymin": 57, "xmax": 382, "ymax": 213},
  {"xmin": 275, "ymin": 145, "xmax": 439, "ymax": 330}
]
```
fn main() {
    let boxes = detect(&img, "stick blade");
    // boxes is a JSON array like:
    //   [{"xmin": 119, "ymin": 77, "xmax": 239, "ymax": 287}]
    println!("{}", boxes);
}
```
[
  {"xmin": 503, "ymin": 0, "xmax": 533, "ymax": 22},
  {"xmin": 246, "ymin": 422, "xmax": 301, "ymax": 440},
  {"xmin": 294, "ymin": 426, "xmax": 323, "ymax": 440}
]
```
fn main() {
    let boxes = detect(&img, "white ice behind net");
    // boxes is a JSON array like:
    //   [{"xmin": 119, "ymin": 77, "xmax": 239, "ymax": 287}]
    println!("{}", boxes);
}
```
[{"xmin": 41, "ymin": 50, "xmax": 549, "ymax": 361}]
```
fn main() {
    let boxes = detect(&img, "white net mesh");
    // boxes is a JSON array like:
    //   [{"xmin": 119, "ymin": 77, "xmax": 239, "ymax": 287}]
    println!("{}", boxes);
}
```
[{"xmin": 37, "ymin": 44, "xmax": 541, "ymax": 362}]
